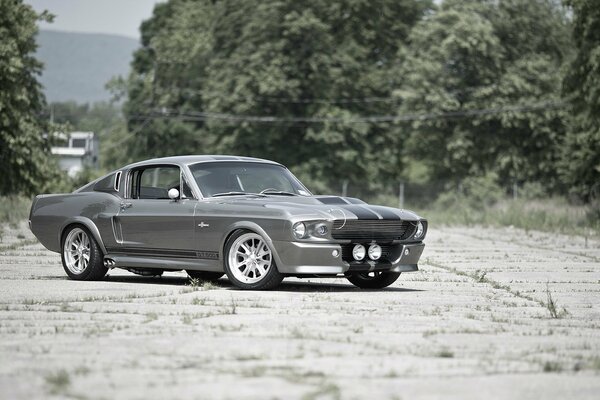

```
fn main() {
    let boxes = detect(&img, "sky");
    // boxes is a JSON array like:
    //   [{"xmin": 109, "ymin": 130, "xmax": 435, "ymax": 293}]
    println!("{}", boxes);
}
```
[{"xmin": 25, "ymin": 0, "xmax": 165, "ymax": 39}]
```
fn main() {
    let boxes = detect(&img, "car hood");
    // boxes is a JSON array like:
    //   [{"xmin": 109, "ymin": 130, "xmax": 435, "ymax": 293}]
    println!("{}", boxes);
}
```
[{"xmin": 207, "ymin": 195, "xmax": 422, "ymax": 221}]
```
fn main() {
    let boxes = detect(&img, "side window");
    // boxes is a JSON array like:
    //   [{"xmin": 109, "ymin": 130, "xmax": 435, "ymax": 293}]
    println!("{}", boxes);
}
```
[
  {"xmin": 94, "ymin": 173, "xmax": 117, "ymax": 193},
  {"xmin": 130, "ymin": 166, "xmax": 181, "ymax": 199}
]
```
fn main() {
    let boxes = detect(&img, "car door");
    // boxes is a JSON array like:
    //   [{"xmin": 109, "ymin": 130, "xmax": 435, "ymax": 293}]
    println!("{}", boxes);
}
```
[{"xmin": 116, "ymin": 164, "xmax": 197, "ymax": 256}]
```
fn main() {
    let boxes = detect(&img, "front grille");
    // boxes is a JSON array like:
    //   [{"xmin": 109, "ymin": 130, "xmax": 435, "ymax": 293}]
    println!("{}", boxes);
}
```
[{"xmin": 332, "ymin": 219, "xmax": 415, "ymax": 241}]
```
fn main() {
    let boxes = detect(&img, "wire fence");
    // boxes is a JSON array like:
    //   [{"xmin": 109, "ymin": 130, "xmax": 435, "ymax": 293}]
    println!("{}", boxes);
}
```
[{"xmin": 319, "ymin": 179, "xmax": 539, "ymax": 210}]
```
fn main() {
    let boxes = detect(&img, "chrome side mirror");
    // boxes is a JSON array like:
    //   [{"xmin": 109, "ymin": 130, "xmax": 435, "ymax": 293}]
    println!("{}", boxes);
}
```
[{"xmin": 168, "ymin": 188, "xmax": 180, "ymax": 200}]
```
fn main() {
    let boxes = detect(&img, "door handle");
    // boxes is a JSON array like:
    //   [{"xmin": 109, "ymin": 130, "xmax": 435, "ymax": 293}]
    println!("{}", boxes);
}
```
[{"xmin": 120, "ymin": 202, "xmax": 132, "ymax": 210}]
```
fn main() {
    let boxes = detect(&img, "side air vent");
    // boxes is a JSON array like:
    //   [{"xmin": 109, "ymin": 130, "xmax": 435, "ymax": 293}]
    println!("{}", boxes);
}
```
[{"xmin": 114, "ymin": 171, "xmax": 122, "ymax": 192}]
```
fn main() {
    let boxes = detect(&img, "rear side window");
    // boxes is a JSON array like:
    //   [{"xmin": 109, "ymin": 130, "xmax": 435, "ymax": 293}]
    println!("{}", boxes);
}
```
[{"xmin": 93, "ymin": 173, "xmax": 118, "ymax": 193}]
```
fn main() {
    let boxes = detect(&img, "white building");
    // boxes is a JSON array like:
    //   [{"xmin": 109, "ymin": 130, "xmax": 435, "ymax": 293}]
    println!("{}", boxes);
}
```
[{"xmin": 51, "ymin": 132, "xmax": 99, "ymax": 177}]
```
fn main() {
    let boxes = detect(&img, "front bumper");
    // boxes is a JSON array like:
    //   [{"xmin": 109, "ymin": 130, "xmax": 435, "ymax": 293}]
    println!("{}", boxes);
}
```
[{"xmin": 271, "ymin": 240, "xmax": 425, "ymax": 275}]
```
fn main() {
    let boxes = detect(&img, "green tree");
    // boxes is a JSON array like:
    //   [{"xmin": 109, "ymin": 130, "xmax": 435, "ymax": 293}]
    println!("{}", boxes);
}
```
[
  {"xmin": 124, "ymin": 0, "xmax": 432, "ymax": 193},
  {"xmin": 0, "ymin": 0, "xmax": 59, "ymax": 195},
  {"xmin": 561, "ymin": 0, "xmax": 600, "ymax": 202},
  {"xmin": 394, "ymin": 0, "xmax": 571, "ymax": 191}
]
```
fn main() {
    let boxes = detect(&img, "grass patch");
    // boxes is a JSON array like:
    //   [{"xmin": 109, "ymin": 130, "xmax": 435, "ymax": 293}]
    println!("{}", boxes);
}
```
[
  {"xmin": 144, "ymin": 312, "xmax": 158, "ymax": 323},
  {"xmin": 543, "ymin": 361, "xmax": 563, "ymax": 372},
  {"xmin": 302, "ymin": 382, "xmax": 341, "ymax": 400},
  {"xmin": 188, "ymin": 278, "xmax": 201, "ymax": 290},
  {"xmin": 415, "ymin": 197, "xmax": 598, "ymax": 237},
  {"xmin": 44, "ymin": 369, "xmax": 70, "ymax": 394},
  {"xmin": 242, "ymin": 365, "xmax": 267, "ymax": 378},
  {"xmin": 589, "ymin": 358, "xmax": 600, "ymax": 371},
  {"xmin": 182, "ymin": 314, "xmax": 193, "ymax": 325},
  {"xmin": 0, "ymin": 196, "xmax": 31, "ymax": 226},
  {"xmin": 222, "ymin": 297, "xmax": 237, "ymax": 314},
  {"xmin": 59, "ymin": 302, "xmax": 83, "ymax": 313},
  {"xmin": 435, "ymin": 348, "xmax": 454, "ymax": 358},
  {"xmin": 192, "ymin": 297, "xmax": 206, "ymax": 306},
  {"xmin": 202, "ymin": 280, "xmax": 217, "ymax": 290},
  {"xmin": 187, "ymin": 277, "xmax": 217, "ymax": 291},
  {"xmin": 546, "ymin": 283, "xmax": 569, "ymax": 319}
]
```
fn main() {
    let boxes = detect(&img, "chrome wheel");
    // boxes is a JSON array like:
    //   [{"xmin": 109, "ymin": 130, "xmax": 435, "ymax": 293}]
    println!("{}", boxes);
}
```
[
  {"xmin": 228, "ymin": 233, "xmax": 272, "ymax": 284},
  {"xmin": 63, "ymin": 228, "xmax": 90, "ymax": 275}
]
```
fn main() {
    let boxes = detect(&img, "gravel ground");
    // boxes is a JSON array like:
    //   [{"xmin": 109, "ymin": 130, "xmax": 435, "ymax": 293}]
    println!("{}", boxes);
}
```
[{"xmin": 0, "ymin": 221, "xmax": 599, "ymax": 399}]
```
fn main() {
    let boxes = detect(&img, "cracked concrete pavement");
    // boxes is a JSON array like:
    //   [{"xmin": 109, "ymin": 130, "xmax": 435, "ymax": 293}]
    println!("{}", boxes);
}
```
[{"xmin": 0, "ymin": 221, "xmax": 599, "ymax": 399}]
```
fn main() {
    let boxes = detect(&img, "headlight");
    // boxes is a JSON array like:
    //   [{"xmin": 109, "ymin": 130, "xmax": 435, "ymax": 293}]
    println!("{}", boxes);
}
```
[
  {"xmin": 315, "ymin": 223, "xmax": 328, "ymax": 236},
  {"xmin": 293, "ymin": 222, "xmax": 307, "ymax": 239},
  {"xmin": 292, "ymin": 221, "xmax": 330, "ymax": 239},
  {"xmin": 414, "ymin": 221, "xmax": 424, "ymax": 239}
]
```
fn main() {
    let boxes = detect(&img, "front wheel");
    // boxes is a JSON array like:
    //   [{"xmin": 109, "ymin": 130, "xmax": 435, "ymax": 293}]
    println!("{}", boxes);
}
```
[
  {"xmin": 346, "ymin": 271, "xmax": 400, "ymax": 289},
  {"xmin": 224, "ymin": 230, "xmax": 283, "ymax": 290},
  {"xmin": 61, "ymin": 225, "xmax": 107, "ymax": 281}
]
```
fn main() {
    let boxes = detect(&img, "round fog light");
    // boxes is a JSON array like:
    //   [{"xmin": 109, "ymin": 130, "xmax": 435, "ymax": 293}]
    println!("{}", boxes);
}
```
[
  {"xmin": 332, "ymin": 249, "xmax": 339, "ymax": 258},
  {"xmin": 352, "ymin": 244, "xmax": 366, "ymax": 261},
  {"xmin": 368, "ymin": 244, "xmax": 382, "ymax": 260},
  {"xmin": 404, "ymin": 248, "xmax": 410, "ymax": 256}
]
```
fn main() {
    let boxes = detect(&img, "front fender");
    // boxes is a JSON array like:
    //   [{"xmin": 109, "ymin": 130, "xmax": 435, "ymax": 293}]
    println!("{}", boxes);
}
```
[
  {"xmin": 219, "ymin": 221, "xmax": 286, "ymax": 270},
  {"xmin": 58, "ymin": 217, "xmax": 107, "ymax": 255}
]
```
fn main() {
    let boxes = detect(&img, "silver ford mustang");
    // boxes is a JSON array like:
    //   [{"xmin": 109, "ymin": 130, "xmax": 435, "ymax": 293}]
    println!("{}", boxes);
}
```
[{"xmin": 29, "ymin": 155, "xmax": 427, "ymax": 290}]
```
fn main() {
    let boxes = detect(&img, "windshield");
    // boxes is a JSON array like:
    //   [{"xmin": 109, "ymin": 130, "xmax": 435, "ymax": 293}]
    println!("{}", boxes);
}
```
[{"xmin": 189, "ymin": 162, "xmax": 311, "ymax": 197}]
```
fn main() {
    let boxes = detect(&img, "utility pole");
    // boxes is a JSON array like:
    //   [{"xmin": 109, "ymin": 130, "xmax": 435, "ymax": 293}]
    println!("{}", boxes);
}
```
[
  {"xmin": 398, "ymin": 182, "xmax": 405, "ymax": 209},
  {"xmin": 342, "ymin": 180, "xmax": 348, "ymax": 197}
]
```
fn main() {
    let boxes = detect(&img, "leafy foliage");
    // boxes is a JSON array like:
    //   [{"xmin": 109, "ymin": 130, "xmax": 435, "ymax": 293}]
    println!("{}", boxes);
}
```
[
  {"xmin": 394, "ymin": 0, "xmax": 571, "ymax": 190},
  {"xmin": 561, "ymin": 0, "xmax": 600, "ymax": 202},
  {"xmin": 124, "ymin": 0, "xmax": 432, "ymax": 190},
  {"xmin": 0, "ymin": 0, "xmax": 61, "ymax": 195}
]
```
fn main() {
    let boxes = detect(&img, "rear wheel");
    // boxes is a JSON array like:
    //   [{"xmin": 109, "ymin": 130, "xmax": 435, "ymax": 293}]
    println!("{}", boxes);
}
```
[
  {"xmin": 224, "ymin": 230, "xmax": 283, "ymax": 290},
  {"xmin": 186, "ymin": 270, "xmax": 223, "ymax": 281},
  {"xmin": 346, "ymin": 271, "xmax": 400, "ymax": 289},
  {"xmin": 61, "ymin": 225, "xmax": 107, "ymax": 281}
]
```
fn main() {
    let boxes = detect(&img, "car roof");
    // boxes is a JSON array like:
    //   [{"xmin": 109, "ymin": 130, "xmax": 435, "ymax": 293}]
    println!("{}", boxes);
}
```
[
  {"xmin": 74, "ymin": 155, "xmax": 283, "ymax": 194},
  {"xmin": 124, "ymin": 155, "xmax": 283, "ymax": 169}
]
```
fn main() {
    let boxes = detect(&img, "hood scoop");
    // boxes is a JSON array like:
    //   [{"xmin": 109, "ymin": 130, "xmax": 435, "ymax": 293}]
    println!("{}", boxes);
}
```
[{"xmin": 313, "ymin": 196, "xmax": 366, "ymax": 205}]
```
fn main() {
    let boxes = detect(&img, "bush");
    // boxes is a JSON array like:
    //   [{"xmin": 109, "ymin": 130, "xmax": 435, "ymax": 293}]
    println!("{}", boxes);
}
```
[
  {"xmin": 0, "ymin": 196, "xmax": 32, "ymax": 226},
  {"xmin": 434, "ymin": 173, "xmax": 504, "ymax": 211}
]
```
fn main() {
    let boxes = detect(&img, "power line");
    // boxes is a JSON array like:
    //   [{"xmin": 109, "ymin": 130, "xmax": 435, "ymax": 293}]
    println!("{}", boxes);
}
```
[
  {"xmin": 127, "ymin": 101, "xmax": 566, "ymax": 126},
  {"xmin": 135, "ymin": 83, "xmax": 503, "ymax": 105},
  {"xmin": 101, "ymin": 117, "xmax": 152, "ymax": 152}
]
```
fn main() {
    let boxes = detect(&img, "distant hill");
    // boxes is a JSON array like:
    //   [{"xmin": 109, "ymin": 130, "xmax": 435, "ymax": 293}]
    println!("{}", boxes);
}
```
[{"xmin": 35, "ymin": 30, "xmax": 139, "ymax": 103}]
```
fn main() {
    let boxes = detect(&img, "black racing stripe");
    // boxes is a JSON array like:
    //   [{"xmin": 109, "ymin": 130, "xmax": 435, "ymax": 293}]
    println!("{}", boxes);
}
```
[
  {"xmin": 339, "ymin": 205, "xmax": 381, "ymax": 220},
  {"xmin": 345, "ymin": 197, "xmax": 366, "ymax": 204},
  {"xmin": 367, "ymin": 206, "xmax": 401, "ymax": 220},
  {"xmin": 317, "ymin": 196, "xmax": 349, "ymax": 205},
  {"xmin": 105, "ymin": 247, "xmax": 205, "ymax": 259}
]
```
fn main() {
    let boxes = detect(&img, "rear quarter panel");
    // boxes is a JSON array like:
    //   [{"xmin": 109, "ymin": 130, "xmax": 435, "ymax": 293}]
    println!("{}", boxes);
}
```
[{"xmin": 30, "ymin": 192, "xmax": 121, "ymax": 253}]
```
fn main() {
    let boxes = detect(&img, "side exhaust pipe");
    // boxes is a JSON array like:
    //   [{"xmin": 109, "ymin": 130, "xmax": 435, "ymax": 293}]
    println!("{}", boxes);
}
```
[{"xmin": 103, "ymin": 258, "xmax": 116, "ymax": 268}]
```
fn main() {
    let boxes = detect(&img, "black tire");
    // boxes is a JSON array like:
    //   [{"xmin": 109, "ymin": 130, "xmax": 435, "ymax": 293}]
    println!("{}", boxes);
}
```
[
  {"xmin": 60, "ymin": 225, "xmax": 107, "ymax": 281},
  {"xmin": 346, "ymin": 271, "xmax": 401, "ymax": 289},
  {"xmin": 223, "ymin": 230, "xmax": 283, "ymax": 290},
  {"xmin": 186, "ymin": 270, "xmax": 224, "ymax": 281}
]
